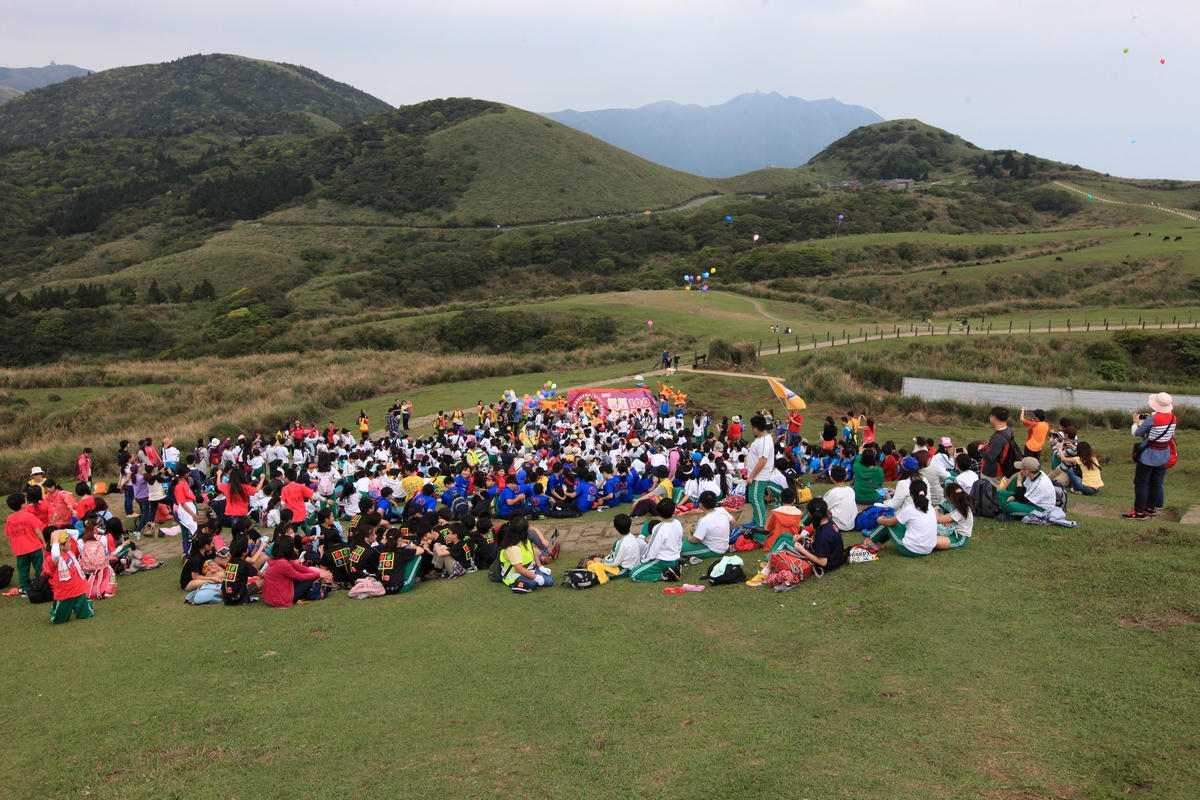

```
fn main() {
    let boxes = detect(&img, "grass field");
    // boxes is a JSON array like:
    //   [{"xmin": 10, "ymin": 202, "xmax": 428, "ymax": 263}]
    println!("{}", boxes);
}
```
[{"xmin": 3, "ymin": 412, "xmax": 1198, "ymax": 799}]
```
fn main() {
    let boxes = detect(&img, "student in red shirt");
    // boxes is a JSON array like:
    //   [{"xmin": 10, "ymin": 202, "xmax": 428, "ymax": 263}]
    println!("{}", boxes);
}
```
[
  {"xmin": 44, "ymin": 529, "xmax": 94, "ymax": 624},
  {"xmin": 47, "ymin": 479, "xmax": 77, "ymax": 528},
  {"xmin": 262, "ymin": 535, "xmax": 326, "ymax": 607},
  {"xmin": 25, "ymin": 485, "xmax": 53, "ymax": 528},
  {"xmin": 280, "ymin": 470, "xmax": 315, "ymax": 529},
  {"xmin": 5, "ymin": 493, "xmax": 47, "ymax": 596},
  {"xmin": 74, "ymin": 482, "xmax": 98, "ymax": 521},
  {"xmin": 216, "ymin": 468, "xmax": 263, "ymax": 526}
]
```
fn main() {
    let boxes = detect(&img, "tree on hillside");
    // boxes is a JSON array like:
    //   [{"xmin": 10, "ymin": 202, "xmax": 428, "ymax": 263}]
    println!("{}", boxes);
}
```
[{"xmin": 145, "ymin": 280, "xmax": 166, "ymax": 304}]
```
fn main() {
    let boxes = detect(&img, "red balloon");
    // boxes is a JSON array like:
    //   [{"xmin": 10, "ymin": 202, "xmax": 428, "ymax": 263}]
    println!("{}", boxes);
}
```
[{"xmin": 1161, "ymin": 58, "xmax": 1166, "ymax": 64}]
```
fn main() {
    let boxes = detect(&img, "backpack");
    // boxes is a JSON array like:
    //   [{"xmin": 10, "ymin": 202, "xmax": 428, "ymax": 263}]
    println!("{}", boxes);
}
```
[
  {"xmin": 1054, "ymin": 484, "xmax": 1068, "ymax": 511},
  {"xmin": 997, "ymin": 429, "xmax": 1020, "ymax": 478},
  {"xmin": 854, "ymin": 506, "xmax": 887, "ymax": 532},
  {"xmin": 970, "ymin": 480, "xmax": 1002, "ymax": 519},
  {"xmin": 768, "ymin": 547, "xmax": 816, "ymax": 582},
  {"xmin": 562, "ymin": 569, "xmax": 598, "ymax": 589},
  {"xmin": 79, "ymin": 539, "xmax": 108, "ymax": 574},
  {"xmin": 210, "ymin": 450, "xmax": 220, "ymax": 466},
  {"xmin": 87, "ymin": 566, "xmax": 117, "ymax": 600},
  {"xmin": 705, "ymin": 559, "xmax": 747, "ymax": 585},
  {"xmin": 487, "ymin": 556, "xmax": 505, "ymax": 583},
  {"xmin": 317, "ymin": 471, "xmax": 336, "ymax": 496},
  {"xmin": 0, "ymin": 564, "xmax": 12, "ymax": 589},
  {"xmin": 27, "ymin": 573, "xmax": 53, "ymax": 604}
]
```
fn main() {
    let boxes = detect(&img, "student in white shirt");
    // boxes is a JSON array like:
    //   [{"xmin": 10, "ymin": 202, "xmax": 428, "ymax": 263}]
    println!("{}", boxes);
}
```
[
  {"xmin": 681, "ymin": 492, "xmax": 732, "ymax": 561},
  {"xmin": 953, "ymin": 453, "xmax": 978, "ymax": 494},
  {"xmin": 746, "ymin": 415, "xmax": 775, "ymax": 528},
  {"xmin": 865, "ymin": 479, "xmax": 938, "ymax": 557},
  {"xmin": 822, "ymin": 465, "xmax": 858, "ymax": 533},
  {"xmin": 602, "ymin": 513, "xmax": 646, "ymax": 578},
  {"xmin": 934, "ymin": 483, "xmax": 974, "ymax": 549},
  {"xmin": 630, "ymin": 499, "xmax": 683, "ymax": 582}
]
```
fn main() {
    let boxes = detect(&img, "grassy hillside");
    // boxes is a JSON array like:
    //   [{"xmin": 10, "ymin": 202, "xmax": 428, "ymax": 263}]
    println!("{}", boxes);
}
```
[
  {"xmin": 0, "ymin": 54, "xmax": 392, "ymax": 145},
  {"xmin": 0, "ymin": 85, "xmax": 21, "ymax": 105},
  {"xmin": 801, "ymin": 119, "xmax": 1084, "ymax": 183},
  {"xmin": 424, "ymin": 107, "xmax": 718, "ymax": 224}
]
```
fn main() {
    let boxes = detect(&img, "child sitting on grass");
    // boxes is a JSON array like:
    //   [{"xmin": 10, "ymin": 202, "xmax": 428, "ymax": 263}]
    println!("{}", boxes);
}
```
[
  {"xmin": 602, "ymin": 513, "xmax": 645, "ymax": 578},
  {"xmin": 631, "ymin": 499, "xmax": 682, "ymax": 582}
]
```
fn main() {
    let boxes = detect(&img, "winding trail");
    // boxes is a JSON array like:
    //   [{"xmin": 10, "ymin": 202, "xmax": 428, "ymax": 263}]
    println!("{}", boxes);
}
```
[{"xmin": 1053, "ymin": 182, "xmax": 1200, "ymax": 222}]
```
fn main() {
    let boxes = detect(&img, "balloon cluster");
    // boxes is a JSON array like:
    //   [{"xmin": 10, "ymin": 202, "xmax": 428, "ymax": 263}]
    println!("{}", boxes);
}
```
[{"xmin": 682, "ymin": 269, "xmax": 716, "ymax": 291}]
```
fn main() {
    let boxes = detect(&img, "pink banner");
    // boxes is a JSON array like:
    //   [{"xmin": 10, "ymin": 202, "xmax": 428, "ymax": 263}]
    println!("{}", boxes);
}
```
[{"xmin": 567, "ymin": 387, "xmax": 655, "ymax": 419}]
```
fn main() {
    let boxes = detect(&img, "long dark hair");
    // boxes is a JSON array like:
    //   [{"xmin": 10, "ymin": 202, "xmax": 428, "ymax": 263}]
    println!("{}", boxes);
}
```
[
  {"xmin": 944, "ymin": 482, "xmax": 973, "ymax": 517},
  {"xmin": 498, "ymin": 517, "xmax": 530, "ymax": 549},
  {"xmin": 806, "ymin": 497, "xmax": 830, "ymax": 526},
  {"xmin": 226, "ymin": 466, "xmax": 250, "ymax": 502},
  {"xmin": 1076, "ymin": 441, "xmax": 1099, "ymax": 471},
  {"xmin": 909, "ymin": 480, "xmax": 930, "ymax": 513}
]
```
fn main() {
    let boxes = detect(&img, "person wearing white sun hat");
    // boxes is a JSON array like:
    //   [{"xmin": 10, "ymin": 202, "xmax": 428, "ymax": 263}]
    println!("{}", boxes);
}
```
[{"xmin": 1124, "ymin": 393, "xmax": 1177, "ymax": 521}]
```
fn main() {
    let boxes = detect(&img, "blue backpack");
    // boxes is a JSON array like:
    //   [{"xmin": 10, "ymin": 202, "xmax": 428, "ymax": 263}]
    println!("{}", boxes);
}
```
[{"xmin": 854, "ymin": 506, "xmax": 889, "ymax": 532}]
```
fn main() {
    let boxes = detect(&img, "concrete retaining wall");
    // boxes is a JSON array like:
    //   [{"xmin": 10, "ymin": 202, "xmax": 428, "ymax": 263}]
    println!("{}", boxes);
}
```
[{"xmin": 901, "ymin": 377, "xmax": 1200, "ymax": 413}]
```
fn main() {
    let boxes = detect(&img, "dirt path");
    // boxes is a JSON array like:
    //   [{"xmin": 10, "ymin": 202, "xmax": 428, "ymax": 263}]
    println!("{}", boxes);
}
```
[
  {"xmin": 744, "ymin": 296, "xmax": 795, "ymax": 324},
  {"xmin": 1053, "ymin": 182, "xmax": 1200, "ymax": 222}
]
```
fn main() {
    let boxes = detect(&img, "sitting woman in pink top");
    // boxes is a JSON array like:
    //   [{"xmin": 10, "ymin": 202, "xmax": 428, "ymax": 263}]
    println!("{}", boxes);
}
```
[{"xmin": 262, "ymin": 536, "xmax": 328, "ymax": 607}]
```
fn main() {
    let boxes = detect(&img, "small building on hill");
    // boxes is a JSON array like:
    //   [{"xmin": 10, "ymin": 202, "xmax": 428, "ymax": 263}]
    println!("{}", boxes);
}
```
[
  {"xmin": 823, "ymin": 180, "xmax": 861, "ymax": 191},
  {"xmin": 883, "ymin": 178, "xmax": 916, "ymax": 191}
]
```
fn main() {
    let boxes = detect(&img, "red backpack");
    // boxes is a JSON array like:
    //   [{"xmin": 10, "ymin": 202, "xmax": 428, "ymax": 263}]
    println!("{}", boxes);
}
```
[
  {"xmin": 768, "ymin": 548, "xmax": 814, "ymax": 581},
  {"xmin": 79, "ymin": 539, "xmax": 108, "ymax": 574}
]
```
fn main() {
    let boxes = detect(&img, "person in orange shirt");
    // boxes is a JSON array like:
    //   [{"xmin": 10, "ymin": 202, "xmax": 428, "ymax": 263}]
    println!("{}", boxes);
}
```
[
  {"xmin": 757, "ymin": 487, "xmax": 805, "ymax": 554},
  {"xmin": 1020, "ymin": 407, "xmax": 1051, "ymax": 460}
]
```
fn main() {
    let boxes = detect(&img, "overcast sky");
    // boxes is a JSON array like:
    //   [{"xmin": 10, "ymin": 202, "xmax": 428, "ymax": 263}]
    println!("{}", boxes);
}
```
[{"xmin": 6, "ymin": 0, "xmax": 1197, "ymax": 179}]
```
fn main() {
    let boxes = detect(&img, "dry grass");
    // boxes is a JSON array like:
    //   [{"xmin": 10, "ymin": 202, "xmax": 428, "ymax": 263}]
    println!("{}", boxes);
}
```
[{"xmin": 0, "ymin": 349, "xmax": 534, "ymax": 487}]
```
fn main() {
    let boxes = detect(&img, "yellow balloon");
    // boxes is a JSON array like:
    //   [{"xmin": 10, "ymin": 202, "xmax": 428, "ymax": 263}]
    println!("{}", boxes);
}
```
[{"xmin": 711, "ymin": 267, "xmax": 717, "ymax": 274}]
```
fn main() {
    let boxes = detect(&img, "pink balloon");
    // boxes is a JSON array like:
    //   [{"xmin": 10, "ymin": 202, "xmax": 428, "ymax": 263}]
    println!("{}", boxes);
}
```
[
  {"xmin": 702, "ymin": 285, "xmax": 709, "ymax": 292},
  {"xmin": 753, "ymin": 234, "xmax": 760, "ymax": 241},
  {"xmin": 647, "ymin": 320, "xmax": 654, "ymax": 327},
  {"xmin": 1160, "ymin": 58, "xmax": 1166, "ymax": 64},
  {"xmin": 1133, "ymin": 13, "xmax": 1137, "ymax": 19}
]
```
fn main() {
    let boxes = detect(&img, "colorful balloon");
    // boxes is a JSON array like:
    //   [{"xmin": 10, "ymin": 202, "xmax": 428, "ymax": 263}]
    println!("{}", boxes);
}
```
[
  {"xmin": 710, "ymin": 267, "xmax": 717, "ymax": 274},
  {"xmin": 1123, "ymin": 48, "xmax": 1129, "ymax": 53},
  {"xmin": 647, "ymin": 320, "xmax": 654, "ymax": 327},
  {"xmin": 702, "ymin": 285, "xmax": 709, "ymax": 292},
  {"xmin": 838, "ymin": 214, "xmax": 845, "ymax": 221},
  {"xmin": 1087, "ymin": 194, "xmax": 1093, "ymax": 199},
  {"xmin": 725, "ymin": 216, "xmax": 732, "ymax": 222},
  {"xmin": 1160, "ymin": 58, "xmax": 1166, "ymax": 65},
  {"xmin": 753, "ymin": 234, "xmax": 760, "ymax": 241},
  {"xmin": 702, "ymin": 272, "xmax": 709, "ymax": 279},
  {"xmin": 685, "ymin": 285, "xmax": 691, "ymax": 291}
]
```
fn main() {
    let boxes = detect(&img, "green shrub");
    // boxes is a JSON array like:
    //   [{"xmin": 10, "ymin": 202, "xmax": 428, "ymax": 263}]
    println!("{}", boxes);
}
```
[
  {"xmin": 1095, "ymin": 361, "xmax": 1127, "ymax": 382},
  {"xmin": 47, "ymin": 394, "xmax": 62, "ymax": 402},
  {"xmin": 1085, "ymin": 340, "xmax": 1125, "ymax": 362}
]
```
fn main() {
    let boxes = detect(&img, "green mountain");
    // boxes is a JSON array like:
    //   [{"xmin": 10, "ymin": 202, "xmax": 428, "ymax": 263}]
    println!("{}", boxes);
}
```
[
  {"xmin": 0, "ymin": 54, "xmax": 392, "ymax": 145},
  {"xmin": 0, "ymin": 86, "xmax": 21, "ymax": 106},
  {"xmin": 800, "ymin": 119, "xmax": 1076, "ymax": 182}
]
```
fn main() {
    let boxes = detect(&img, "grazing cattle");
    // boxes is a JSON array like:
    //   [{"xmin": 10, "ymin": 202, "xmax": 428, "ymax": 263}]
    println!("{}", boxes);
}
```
[
  {"xmin": 1055, "ymin": 256, "xmax": 1063, "ymax": 262},
  {"xmin": 1134, "ymin": 232, "xmax": 1141, "ymax": 236},
  {"xmin": 1176, "ymin": 236, "xmax": 1183, "ymax": 241},
  {"xmin": 941, "ymin": 270, "xmax": 948, "ymax": 275},
  {"xmin": 994, "ymin": 259, "xmax": 1001, "ymax": 263},
  {"xmin": 1164, "ymin": 236, "xmax": 1171, "ymax": 241}
]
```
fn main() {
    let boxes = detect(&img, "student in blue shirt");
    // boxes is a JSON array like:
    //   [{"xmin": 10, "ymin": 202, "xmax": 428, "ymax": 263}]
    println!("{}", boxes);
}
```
[
  {"xmin": 528, "ymin": 484, "xmax": 552, "ymax": 516},
  {"xmin": 574, "ymin": 469, "xmax": 599, "ymax": 513},
  {"xmin": 598, "ymin": 466, "xmax": 625, "ymax": 508},
  {"xmin": 497, "ymin": 482, "xmax": 527, "ymax": 519},
  {"xmin": 413, "ymin": 484, "xmax": 438, "ymax": 515},
  {"xmin": 375, "ymin": 487, "xmax": 397, "ymax": 521}
]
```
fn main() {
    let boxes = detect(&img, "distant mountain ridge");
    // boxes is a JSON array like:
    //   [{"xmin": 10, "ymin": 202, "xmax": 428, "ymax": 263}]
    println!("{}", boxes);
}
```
[
  {"xmin": 542, "ymin": 92, "xmax": 884, "ymax": 178},
  {"xmin": 0, "ymin": 54, "xmax": 393, "ymax": 144},
  {"xmin": 0, "ymin": 86, "xmax": 22, "ymax": 106},
  {"xmin": 0, "ymin": 63, "xmax": 90, "ymax": 93}
]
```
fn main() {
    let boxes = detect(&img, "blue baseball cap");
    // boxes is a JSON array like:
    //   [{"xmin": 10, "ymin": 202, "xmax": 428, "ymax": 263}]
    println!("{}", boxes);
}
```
[{"xmin": 901, "ymin": 456, "xmax": 920, "ymax": 472}]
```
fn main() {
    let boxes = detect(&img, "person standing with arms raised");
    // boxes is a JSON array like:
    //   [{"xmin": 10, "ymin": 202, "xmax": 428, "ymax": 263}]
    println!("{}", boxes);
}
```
[{"xmin": 746, "ymin": 415, "xmax": 774, "ymax": 528}]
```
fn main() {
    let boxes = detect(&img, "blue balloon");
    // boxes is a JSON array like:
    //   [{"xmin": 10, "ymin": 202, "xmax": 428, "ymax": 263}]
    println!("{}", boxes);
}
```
[
  {"xmin": 725, "ymin": 216, "xmax": 733, "ymax": 222},
  {"xmin": 702, "ymin": 272, "xmax": 709, "ymax": 279}
]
